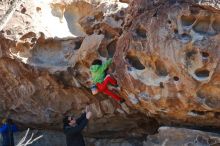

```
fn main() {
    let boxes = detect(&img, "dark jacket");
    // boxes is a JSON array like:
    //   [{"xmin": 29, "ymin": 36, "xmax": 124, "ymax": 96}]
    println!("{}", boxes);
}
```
[
  {"xmin": 64, "ymin": 113, "xmax": 88, "ymax": 146},
  {"xmin": 0, "ymin": 123, "xmax": 18, "ymax": 146}
]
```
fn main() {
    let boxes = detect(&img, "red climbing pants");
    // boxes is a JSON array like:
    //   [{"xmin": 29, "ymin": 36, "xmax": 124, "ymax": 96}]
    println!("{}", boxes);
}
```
[{"xmin": 96, "ymin": 75, "xmax": 122, "ymax": 102}]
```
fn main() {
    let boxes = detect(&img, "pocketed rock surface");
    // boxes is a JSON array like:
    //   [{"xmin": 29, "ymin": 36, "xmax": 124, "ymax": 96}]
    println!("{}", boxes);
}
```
[{"xmin": 0, "ymin": 0, "xmax": 220, "ymax": 142}]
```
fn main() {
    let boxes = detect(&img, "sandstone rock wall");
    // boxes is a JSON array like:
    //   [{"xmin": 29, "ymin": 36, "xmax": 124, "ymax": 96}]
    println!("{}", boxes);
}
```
[
  {"xmin": 0, "ymin": 0, "xmax": 158, "ymax": 138},
  {"xmin": 0, "ymin": 0, "xmax": 220, "ymax": 140},
  {"xmin": 114, "ymin": 0, "xmax": 220, "ymax": 127}
]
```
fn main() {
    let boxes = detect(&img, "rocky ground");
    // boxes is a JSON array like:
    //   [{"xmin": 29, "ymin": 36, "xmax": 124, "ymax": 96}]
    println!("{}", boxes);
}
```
[{"xmin": 12, "ymin": 127, "xmax": 220, "ymax": 146}]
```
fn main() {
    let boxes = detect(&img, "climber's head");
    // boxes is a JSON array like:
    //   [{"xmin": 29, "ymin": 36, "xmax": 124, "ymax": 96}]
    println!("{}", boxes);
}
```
[{"xmin": 91, "ymin": 59, "xmax": 102, "ymax": 66}]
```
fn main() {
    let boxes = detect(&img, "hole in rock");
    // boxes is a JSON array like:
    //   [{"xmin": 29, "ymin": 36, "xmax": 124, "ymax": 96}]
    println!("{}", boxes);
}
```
[
  {"xmin": 167, "ymin": 20, "xmax": 172, "ymax": 24},
  {"xmin": 201, "ymin": 51, "xmax": 209, "ymax": 59},
  {"xmin": 181, "ymin": 15, "xmax": 196, "ymax": 26},
  {"xmin": 174, "ymin": 29, "xmax": 178, "ymax": 34},
  {"xmin": 186, "ymin": 50, "xmax": 197, "ymax": 59},
  {"xmin": 18, "ymin": 32, "xmax": 23, "ymax": 35},
  {"xmin": 173, "ymin": 76, "xmax": 179, "ymax": 81},
  {"xmin": 119, "ymin": 10, "xmax": 125, "ymax": 16},
  {"xmin": 190, "ymin": 110, "xmax": 206, "ymax": 116},
  {"xmin": 31, "ymin": 38, "xmax": 37, "ymax": 43},
  {"xmin": 21, "ymin": 7, "xmax": 26, "ymax": 14},
  {"xmin": 179, "ymin": 33, "xmax": 191, "ymax": 43},
  {"xmin": 36, "ymin": 7, "xmax": 41, "ymax": 12},
  {"xmin": 107, "ymin": 40, "xmax": 116, "ymax": 58},
  {"xmin": 193, "ymin": 17, "xmax": 210, "ymax": 34},
  {"xmin": 135, "ymin": 26, "xmax": 147, "ymax": 38},
  {"xmin": 213, "ymin": 18, "xmax": 220, "ymax": 32},
  {"xmin": 74, "ymin": 41, "xmax": 82, "ymax": 50},
  {"xmin": 6, "ymin": 30, "xmax": 11, "ymax": 35},
  {"xmin": 126, "ymin": 55, "xmax": 145, "ymax": 70},
  {"xmin": 195, "ymin": 69, "xmax": 210, "ymax": 78},
  {"xmin": 159, "ymin": 82, "xmax": 164, "ymax": 88},
  {"xmin": 155, "ymin": 60, "xmax": 168, "ymax": 76}
]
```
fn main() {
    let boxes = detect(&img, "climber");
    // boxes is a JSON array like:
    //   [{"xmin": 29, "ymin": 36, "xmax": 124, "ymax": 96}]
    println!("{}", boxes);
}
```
[
  {"xmin": 90, "ymin": 58, "xmax": 125, "ymax": 104},
  {"xmin": 63, "ymin": 105, "xmax": 92, "ymax": 146},
  {"xmin": 0, "ymin": 118, "xmax": 18, "ymax": 146}
]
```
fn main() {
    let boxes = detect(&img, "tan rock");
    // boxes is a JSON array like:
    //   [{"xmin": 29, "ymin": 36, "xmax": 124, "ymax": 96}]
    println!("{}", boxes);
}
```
[{"xmin": 0, "ymin": 0, "xmax": 220, "ymax": 138}]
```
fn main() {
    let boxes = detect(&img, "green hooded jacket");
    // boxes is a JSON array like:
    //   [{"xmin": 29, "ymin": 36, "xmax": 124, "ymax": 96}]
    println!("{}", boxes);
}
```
[{"xmin": 90, "ymin": 59, "xmax": 112, "ymax": 84}]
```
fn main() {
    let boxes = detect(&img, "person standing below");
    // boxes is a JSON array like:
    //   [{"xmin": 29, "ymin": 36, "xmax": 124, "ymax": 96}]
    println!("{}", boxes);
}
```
[
  {"xmin": 63, "ymin": 106, "xmax": 92, "ymax": 146},
  {"xmin": 0, "ymin": 118, "xmax": 18, "ymax": 146}
]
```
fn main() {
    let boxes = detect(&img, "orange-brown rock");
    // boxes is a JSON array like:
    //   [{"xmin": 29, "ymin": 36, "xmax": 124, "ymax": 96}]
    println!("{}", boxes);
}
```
[
  {"xmin": 0, "ymin": 0, "xmax": 220, "ymax": 141},
  {"xmin": 114, "ymin": 0, "xmax": 220, "ymax": 127}
]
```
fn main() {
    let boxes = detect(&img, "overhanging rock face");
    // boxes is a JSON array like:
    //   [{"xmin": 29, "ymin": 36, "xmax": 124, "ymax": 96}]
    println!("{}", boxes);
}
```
[
  {"xmin": 114, "ymin": 0, "xmax": 220, "ymax": 127},
  {"xmin": 0, "ymin": 0, "xmax": 158, "ymax": 137},
  {"xmin": 0, "ymin": 0, "xmax": 220, "ymax": 139}
]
